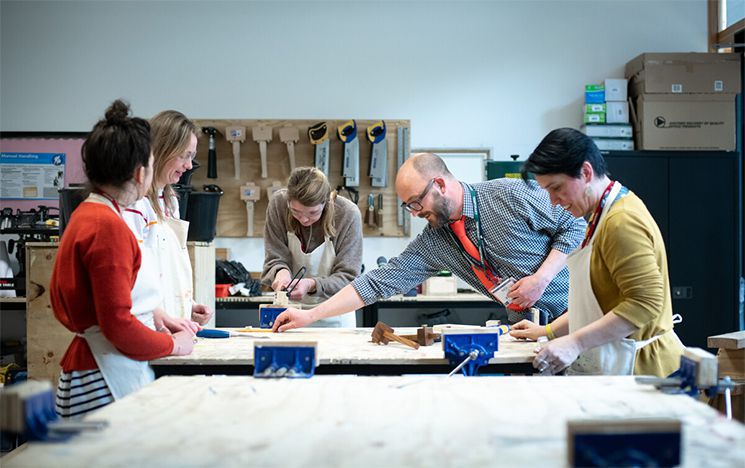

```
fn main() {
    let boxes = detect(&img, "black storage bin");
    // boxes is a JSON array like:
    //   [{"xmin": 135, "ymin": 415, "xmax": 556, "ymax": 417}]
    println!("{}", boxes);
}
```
[
  {"xmin": 171, "ymin": 184, "xmax": 192, "ymax": 221},
  {"xmin": 58, "ymin": 186, "xmax": 88, "ymax": 237},
  {"xmin": 186, "ymin": 191, "xmax": 222, "ymax": 241}
]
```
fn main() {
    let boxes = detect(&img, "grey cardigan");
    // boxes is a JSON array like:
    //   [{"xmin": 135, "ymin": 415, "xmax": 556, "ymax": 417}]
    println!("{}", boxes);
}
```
[{"xmin": 261, "ymin": 189, "xmax": 363, "ymax": 299}]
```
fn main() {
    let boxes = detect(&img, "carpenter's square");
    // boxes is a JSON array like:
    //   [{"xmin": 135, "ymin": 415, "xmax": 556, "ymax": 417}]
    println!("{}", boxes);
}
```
[
  {"xmin": 308, "ymin": 122, "xmax": 330, "ymax": 175},
  {"xmin": 367, "ymin": 120, "xmax": 387, "ymax": 187},
  {"xmin": 338, "ymin": 120, "xmax": 359, "ymax": 187}
]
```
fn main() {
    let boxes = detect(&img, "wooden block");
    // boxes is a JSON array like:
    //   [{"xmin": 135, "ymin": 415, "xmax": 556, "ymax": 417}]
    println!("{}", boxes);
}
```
[
  {"xmin": 215, "ymin": 248, "xmax": 230, "ymax": 261},
  {"xmin": 708, "ymin": 331, "xmax": 745, "ymax": 350},
  {"xmin": 684, "ymin": 347, "xmax": 718, "ymax": 388},
  {"xmin": 717, "ymin": 348, "xmax": 745, "ymax": 379}
]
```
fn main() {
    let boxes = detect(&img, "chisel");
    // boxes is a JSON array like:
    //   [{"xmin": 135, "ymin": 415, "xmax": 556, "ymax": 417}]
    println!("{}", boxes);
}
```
[
  {"xmin": 308, "ymin": 122, "xmax": 330, "ymax": 175},
  {"xmin": 367, "ymin": 121, "xmax": 387, "ymax": 187},
  {"xmin": 338, "ymin": 120, "xmax": 359, "ymax": 187},
  {"xmin": 376, "ymin": 193, "xmax": 384, "ymax": 229},
  {"xmin": 365, "ymin": 193, "xmax": 375, "ymax": 227}
]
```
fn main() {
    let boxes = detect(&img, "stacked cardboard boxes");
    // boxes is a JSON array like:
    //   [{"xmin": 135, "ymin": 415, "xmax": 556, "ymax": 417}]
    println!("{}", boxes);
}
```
[
  {"xmin": 582, "ymin": 79, "xmax": 634, "ymax": 151},
  {"xmin": 625, "ymin": 52, "xmax": 741, "ymax": 151}
]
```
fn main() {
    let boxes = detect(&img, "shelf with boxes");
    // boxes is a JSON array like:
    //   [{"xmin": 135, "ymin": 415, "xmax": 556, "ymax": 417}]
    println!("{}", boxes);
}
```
[
  {"xmin": 624, "ymin": 52, "xmax": 741, "ymax": 151},
  {"xmin": 190, "ymin": 119, "xmax": 411, "ymax": 238},
  {"xmin": 582, "ymin": 78, "xmax": 634, "ymax": 151}
]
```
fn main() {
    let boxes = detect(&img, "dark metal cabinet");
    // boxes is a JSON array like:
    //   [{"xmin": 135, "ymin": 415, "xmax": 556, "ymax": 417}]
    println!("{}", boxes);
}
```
[{"xmin": 605, "ymin": 150, "xmax": 743, "ymax": 349}]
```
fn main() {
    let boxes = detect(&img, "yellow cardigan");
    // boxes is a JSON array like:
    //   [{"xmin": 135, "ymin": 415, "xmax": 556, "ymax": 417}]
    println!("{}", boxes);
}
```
[{"xmin": 589, "ymin": 191, "xmax": 683, "ymax": 377}]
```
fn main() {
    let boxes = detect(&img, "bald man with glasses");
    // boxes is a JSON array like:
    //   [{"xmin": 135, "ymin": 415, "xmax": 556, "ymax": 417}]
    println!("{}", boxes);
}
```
[{"xmin": 272, "ymin": 152, "xmax": 585, "ymax": 331}]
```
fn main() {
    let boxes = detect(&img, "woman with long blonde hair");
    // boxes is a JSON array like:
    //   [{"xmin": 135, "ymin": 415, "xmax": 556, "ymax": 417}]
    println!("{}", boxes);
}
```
[{"xmin": 262, "ymin": 167, "xmax": 362, "ymax": 327}]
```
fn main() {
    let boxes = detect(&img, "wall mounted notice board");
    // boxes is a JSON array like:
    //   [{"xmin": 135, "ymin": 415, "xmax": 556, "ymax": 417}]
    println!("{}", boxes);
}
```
[{"xmin": 191, "ymin": 119, "xmax": 411, "ymax": 238}]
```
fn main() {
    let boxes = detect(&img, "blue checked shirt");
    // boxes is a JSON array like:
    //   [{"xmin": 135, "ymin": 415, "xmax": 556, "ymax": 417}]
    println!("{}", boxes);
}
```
[{"xmin": 352, "ymin": 179, "xmax": 586, "ymax": 320}]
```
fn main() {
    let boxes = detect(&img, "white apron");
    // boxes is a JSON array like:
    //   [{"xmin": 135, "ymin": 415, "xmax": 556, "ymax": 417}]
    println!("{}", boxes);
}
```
[
  {"xmin": 79, "ymin": 194, "xmax": 159, "ymax": 400},
  {"xmin": 288, "ymin": 231, "xmax": 356, "ymax": 327},
  {"xmin": 566, "ymin": 182, "xmax": 681, "ymax": 375},
  {"xmin": 154, "ymin": 214, "xmax": 193, "ymax": 320}
]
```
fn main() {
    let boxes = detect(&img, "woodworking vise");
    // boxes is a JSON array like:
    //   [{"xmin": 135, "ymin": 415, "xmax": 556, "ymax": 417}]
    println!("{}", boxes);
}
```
[
  {"xmin": 254, "ymin": 341, "xmax": 317, "ymax": 378},
  {"xmin": 0, "ymin": 380, "xmax": 107, "ymax": 441},
  {"xmin": 636, "ymin": 347, "xmax": 737, "ymax": 419},
  {"xmin": 442, "ymin": 327, "xmax": 508, "ymax": 377}
]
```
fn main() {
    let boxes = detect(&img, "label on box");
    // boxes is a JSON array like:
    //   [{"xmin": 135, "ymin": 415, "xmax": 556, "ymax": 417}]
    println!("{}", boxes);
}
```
[
  {"xmin": 714, "ymin": 80, "xmax": 723, "ymax": 92},
  {"xmin": 671, "ymin": 84, "xmax": 683, "ymax": 93}
]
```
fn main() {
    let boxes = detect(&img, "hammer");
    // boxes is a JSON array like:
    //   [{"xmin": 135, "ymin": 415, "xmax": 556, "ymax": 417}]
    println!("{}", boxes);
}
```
[
  {"xmin": 202, "ymin": 127, "xmax": 218, "ymax": 179},
  {"xmin": 226, "ymin": 126, "xmax": 246, "ymax": 180},
  {"xmin": 278, "ymin": 127, "xmax": 299, "ymax": 171},
  {"xmin": 252, "ymin": 125, "xmax": 272, "ymax": 179},
  {"xmin": 371, "ymin": 322, "xmax": 419, "ymax": 350}
]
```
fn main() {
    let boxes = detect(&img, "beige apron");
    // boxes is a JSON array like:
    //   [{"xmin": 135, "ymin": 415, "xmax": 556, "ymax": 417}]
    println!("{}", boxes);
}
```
[
  {"xmin": 566, "ymin": 182, "xmax": 681, "ymax": 375},
  {"xmin": 287, "ymin": 231, "xmax": 356, "ymax": 327},
  {"xmin": 79, "ymin": 193, "xmax": 158, "ymax": 400},
  {"xmin": 154, "ymin": 214, "xmax": 193, "ymax": 320}
]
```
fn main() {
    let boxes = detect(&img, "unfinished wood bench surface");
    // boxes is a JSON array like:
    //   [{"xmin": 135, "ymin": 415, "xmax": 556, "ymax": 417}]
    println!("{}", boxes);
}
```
[
  {"xmin": 5, "ymin": 375, "xmax": 745, "ymax": 467},
  {"xmin": 150, "ymin": 327, "xmax": 536, "ymax": 366}
]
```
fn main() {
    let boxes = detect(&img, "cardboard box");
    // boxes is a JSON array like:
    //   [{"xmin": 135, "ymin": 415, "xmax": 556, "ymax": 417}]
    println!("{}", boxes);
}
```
[
  {"xmin": 591, "ymin": 138, "xmax": 634, "ymax": 151},
  {"xmin": 631, "ymin": 93, "xmax": 736, "ymax": 151},
  {"xmin": 604, "ymin": 78, "xmax": 628, "ymax": 101},
  {"xmin": 584, "ymin": 103, "xmax": 606, "ymax": 113},
  {"xmin": 585, "ymin": 84, "xmax": 605, "ymax": 103},
  {"xmin": 606, "ymin": 101, "xmax": 629, "ymax": 124},
  {"xmin": 422, "ymin": 276, "xmax": 457, "ymax": 296},
  {"xmin": 625, "ymin": 52, "xmax": 741, "ymax": 95},
  {"xmin": 583, "ymin": 112, "xmax": 606, "ymax": 124},
  {"xmin": 582, "ymin": 124, "xmax": 633, "ymax": 138}
]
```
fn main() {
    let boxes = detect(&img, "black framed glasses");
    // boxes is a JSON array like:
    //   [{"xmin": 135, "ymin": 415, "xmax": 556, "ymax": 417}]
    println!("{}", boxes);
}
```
[{"xmin": 401, "ymin": 178, "xmax": 436, "ymax": 213}]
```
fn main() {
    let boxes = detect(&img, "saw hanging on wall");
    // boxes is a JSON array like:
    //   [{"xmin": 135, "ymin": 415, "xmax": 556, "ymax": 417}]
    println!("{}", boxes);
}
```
[
  {"xmin": 338, "ymin": 120, "xmax": 359, "ymax": 187},
  {"xmin": 308, "ymin": 122, "xmax": 330, "ymax": 175},
  {"xmin": 367, "ymin": 120, "xmax": 387, "ymax": 187}
]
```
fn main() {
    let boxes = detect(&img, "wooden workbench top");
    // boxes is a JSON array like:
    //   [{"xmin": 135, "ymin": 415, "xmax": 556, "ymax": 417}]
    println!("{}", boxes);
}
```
[
  {"xmin": 5, "ymin": 375, "xmax": 745, "ymax": 467},
  {"xmin": 150, "ymin": 327, "xmax": 536, "ymax": 367}
]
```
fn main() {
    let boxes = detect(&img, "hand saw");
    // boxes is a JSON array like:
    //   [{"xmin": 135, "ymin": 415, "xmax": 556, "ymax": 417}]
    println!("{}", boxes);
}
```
[
  {"xmin": 338, "ymin": 120, "xmax": 359, "ymax": 187},
  {"xmin": 367, "ymin": 120, "xmax": 387, "ymax": 187},
  {"xmin": 308, "ymin": 122, "xmax": 330, "ymax": 175}
]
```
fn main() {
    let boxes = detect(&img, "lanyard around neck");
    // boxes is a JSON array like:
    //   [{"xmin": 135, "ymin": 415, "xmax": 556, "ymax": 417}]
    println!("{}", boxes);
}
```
[
  {"xmin": 446, "ymin": 185, "xmax": 496, "ymax": 277},
  {"xmin": 582, "ymin": 181, "xmax": 625, "ymax": 248}
]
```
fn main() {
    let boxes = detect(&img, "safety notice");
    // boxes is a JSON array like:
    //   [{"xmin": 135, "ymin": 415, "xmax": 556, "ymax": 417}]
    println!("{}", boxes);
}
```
[{"xmin": 0, "ymin": 152, "xmax": 66, "ymax": 200}]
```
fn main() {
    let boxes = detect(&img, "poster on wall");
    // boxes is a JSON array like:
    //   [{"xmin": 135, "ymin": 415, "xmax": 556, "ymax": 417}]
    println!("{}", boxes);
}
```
[{"xmin": 0, "ymin": 152, "xmax": 66, "ymax": 200}]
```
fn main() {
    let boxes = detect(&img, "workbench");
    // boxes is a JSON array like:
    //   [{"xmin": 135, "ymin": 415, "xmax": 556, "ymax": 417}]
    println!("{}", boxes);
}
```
[
  {"xmin": 150, "ymin": 327, "xmax": 537, "ymax": 376},
  {"xmin": 216, "ymin": 292, "xmax": 498, "ymax": 328},
  {"xmin": 5, "ymin": 375, "xmax": 745, "ymax": 467}
]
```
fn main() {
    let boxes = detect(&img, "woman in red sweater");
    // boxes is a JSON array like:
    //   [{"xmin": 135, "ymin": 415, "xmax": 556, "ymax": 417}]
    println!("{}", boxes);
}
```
[{"xmin": 51, "ymin": 100, "xmax": 195, "ymax": 419}]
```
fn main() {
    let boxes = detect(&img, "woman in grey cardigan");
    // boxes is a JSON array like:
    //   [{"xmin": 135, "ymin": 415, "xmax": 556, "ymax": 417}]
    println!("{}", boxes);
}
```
[{"xmin": 262, "ymin": 167, "xmax": 363, "ymax": 327}]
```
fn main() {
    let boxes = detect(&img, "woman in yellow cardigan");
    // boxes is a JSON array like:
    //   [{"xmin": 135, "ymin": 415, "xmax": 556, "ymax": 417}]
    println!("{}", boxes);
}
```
[{"xmin": 511, "ymin": 128, "xmax": 683, "ymax": 377}]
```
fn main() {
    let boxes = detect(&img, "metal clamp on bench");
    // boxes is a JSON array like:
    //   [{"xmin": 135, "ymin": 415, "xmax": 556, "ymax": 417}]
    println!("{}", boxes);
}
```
[{"xmin": 254, "ymin": 341, "xmax": 318, "ymax": 378}]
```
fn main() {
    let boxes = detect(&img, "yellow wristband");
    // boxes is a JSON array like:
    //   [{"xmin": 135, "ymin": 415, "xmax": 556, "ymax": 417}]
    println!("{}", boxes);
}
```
[{"xmin": 545, "ymin": 323, "xmax": 557, "ymax": 340}]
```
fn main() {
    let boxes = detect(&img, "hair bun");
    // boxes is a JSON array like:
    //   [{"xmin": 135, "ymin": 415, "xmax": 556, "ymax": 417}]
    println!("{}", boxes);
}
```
[{"xmin": 104, "ymin": 99, "xmax": 131, "ymax": 125}]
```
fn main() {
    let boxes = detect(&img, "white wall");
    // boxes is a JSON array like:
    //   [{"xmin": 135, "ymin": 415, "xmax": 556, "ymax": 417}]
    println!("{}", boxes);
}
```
[{"xmin": 1, "ymin": 0, "xmax": 707, "ymax": 272}]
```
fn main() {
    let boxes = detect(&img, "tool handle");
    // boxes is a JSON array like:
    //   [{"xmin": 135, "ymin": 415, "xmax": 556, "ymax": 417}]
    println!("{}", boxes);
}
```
[
  {"xmin": 196, "ymin": 329, "xmax": 230, "ymax": 339},
  {"xmin": 207, "ymin": 147, "xmax": 217, "ymax": 179},
  {"xmin": 259, "ymin": 141, "xmax": 268, "ymax": 178},
  {"xmin": 384, "ymin": 331, "xmax": 420, "ymax": 350},
  {"xmin": 286, "ymin": 142, "xmax": 296, "ymax": 171},
  {"xmin": 246, "ymin": 201, "xmax": 255, "ymax": 237},
  {"xmin": 232, "ymin": 142, "xmax": 241, "ymax": 180}
]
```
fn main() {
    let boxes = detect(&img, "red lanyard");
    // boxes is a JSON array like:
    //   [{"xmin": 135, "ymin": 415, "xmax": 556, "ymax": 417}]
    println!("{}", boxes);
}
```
[{"xmin": 581, "ymin": 181, "xmax": 614, "ymax": 248}]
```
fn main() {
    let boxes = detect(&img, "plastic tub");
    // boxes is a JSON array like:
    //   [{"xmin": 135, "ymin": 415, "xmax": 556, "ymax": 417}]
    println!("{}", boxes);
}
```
[
  {"xmin": 185, "ymin": 191, "xmax": 223, "ymax": 241},
  {"xmin": 215, "ymin": 283, "xmax": 231, "ymax": 298}
]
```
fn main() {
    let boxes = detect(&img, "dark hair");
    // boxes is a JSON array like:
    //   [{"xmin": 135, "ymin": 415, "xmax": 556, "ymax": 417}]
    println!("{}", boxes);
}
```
[
  {"xmin": 81, "ymin": 99, "xmax": 151, "ymax": 188},
  {"xmin": 521, "ymin": 128, "xmax": 607, "ymax": 180}
]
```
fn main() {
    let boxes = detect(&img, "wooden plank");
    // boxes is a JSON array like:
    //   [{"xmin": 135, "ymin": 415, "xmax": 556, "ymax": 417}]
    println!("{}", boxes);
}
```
[
  {"xmin": 708, "ymin": 331, "xmax": 745, "ymax": 350},
  {"xmin": 191, "ymin": 119, "xmax": 410, "ymax": 238},
  {"xmin": 26, "ymin": 245, "xmax": 71, "ymax": 384},
  {"xmin": 5, "ymin": 375, "xmax": 745, "ymax": 467},
  {"xmin": 188, "ymin": 241, "xmax": 215, "ymax": 327},
  {"xmin": 717, "ymin": 348, "xmax": 745, "ymax": 380},
  {"xmin": 150, "ymin": 327, "xmax": 536, "ymax": 366}
]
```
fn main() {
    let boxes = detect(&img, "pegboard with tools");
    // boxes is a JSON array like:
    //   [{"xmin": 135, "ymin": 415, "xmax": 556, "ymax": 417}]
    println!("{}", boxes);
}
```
[{"xmin": 191, "ymin": 119, "xmax": 411, "ymax": 238}]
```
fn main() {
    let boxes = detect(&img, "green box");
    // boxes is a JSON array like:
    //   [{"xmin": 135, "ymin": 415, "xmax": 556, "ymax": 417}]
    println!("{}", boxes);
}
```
[
  {"xmin": 584, "ymin": 103, "xmax": 606, "ymax": 113},
  {"xmin": 583, "ymin": 112, "xmax": 606, "ymax": 124},
  {"xmin": 585, "ymin": 84, "xmax": 605, "ymax": 92}
]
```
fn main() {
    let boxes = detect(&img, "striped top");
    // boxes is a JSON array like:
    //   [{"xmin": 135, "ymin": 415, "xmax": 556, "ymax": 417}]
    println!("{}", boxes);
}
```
[{"xmin": 353, "ymin": 179, "xmax": 586, "ymax": 320}]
